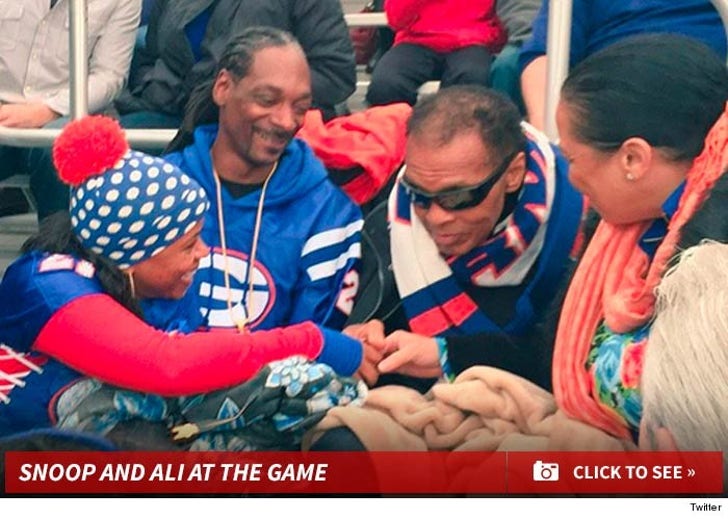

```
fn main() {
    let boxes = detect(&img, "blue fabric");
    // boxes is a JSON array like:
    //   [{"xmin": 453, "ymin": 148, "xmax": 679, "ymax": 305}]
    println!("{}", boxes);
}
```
[
  {"xmin": 317, "ymin": 327, "xmax": 363, "ymax": 376},
  {"xmin": 489, "ymin": 43, "xmax": 525, "ymax": 113},
  {"xmin": 140, "ymin": 291, "xmax": 203, "ymax": 333},
  {"xmin": 487, "ymin": 141, "xmax": 583, "ymax": 335},
  {"xmin": 519, "ymin": 0, "xmax": 727, "ymax": 72},
  {"xmin": 435, "ymin": 336, "xmax": 455, "ymax": 383},
  {"xmin": 449, "ymin": 140, "xmax": 553, "ymax": 285},
  {"xmin": 638, "ymin": 181, "xmax": 686, "ymax": 258},
  {"xmin": 117, "ymin": 111, "xmax": 184, "ymax": 155},
  {"xmin": 140, "ymin": 0, "xmax": 156, "ymax": 26},
  {"xmin": 0, "ymin": 116, "xmax": 72, "ymax": 221},
  {"xmin": 0, "ymin": 252, "xmax": 103, "ymax": 435},
  {"xmin": 143, "ymin": 125, "xmax": 363, "ymax": 333},
  {"xmin": 662, "ymin": 181, "xmax": 686, "ymax": 217},
  {"xmin": 0, "ymin": 252, "xmax": 102, "ymax": 351},
  {"xmin": 0, "ymin": 427, "xmax": 118, "ymax": 451},
  {"xmin": 522, "ymin": 144, "xmax": 583, "ymax": 315}
]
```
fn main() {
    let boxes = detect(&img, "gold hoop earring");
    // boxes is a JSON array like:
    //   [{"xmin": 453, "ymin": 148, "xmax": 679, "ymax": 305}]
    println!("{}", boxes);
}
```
[{"xmin": 127, "ymin": 270, "xmax": 136, "ymax": 299}]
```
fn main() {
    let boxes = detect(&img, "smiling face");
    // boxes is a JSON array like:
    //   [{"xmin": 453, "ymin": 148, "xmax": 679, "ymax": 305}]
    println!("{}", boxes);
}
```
[
  {"xmin": 213, "ymin": 44, "xmax": 312, "ymax": 173},
  {"xmin": 405, "ymin": 130, "xmax": 525, "ymax": 257},
  {"xmin": 128, "ymin": 220, "xmax": 209, "ymax": 300},
  {"xmin": 555, "ymin": 100, "xmax": 676, "ymax": 225},
  {"xmin": 556, "ymin": 101, "xmax": 629, "ymax": 218}
]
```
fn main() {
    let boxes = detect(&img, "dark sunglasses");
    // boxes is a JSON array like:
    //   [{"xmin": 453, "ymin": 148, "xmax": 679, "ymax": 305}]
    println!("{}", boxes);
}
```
[{"xmin": 400, "ymin": 152, "xmax": 517, "ymax": 211}]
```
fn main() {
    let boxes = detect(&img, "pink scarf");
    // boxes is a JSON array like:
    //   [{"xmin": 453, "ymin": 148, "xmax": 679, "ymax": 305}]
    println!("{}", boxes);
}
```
[{"xmin": 553, "ymin": 105, "xmax": 728, "ymax": 439}]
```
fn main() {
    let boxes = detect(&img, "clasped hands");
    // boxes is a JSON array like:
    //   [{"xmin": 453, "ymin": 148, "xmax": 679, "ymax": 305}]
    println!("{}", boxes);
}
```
[
  {"xmin": 0, "ymin": 102, "xmax": 60, "ymax": 128},
  {"xmin": 343, "ymin": 319, "xmax": 443, "ymax": 387}
]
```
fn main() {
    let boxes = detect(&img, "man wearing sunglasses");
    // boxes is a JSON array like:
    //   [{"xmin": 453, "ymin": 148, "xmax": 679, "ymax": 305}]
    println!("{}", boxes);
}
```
[{"xmin": 345, "ymin": 86, "xmax": 584, "ymax": 391}]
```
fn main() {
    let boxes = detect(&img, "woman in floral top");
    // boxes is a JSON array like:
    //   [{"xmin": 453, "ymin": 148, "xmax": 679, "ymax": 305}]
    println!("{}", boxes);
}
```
[{"xmin": 551, "ymin": 34, "xmax": 728, "ymax": 442}]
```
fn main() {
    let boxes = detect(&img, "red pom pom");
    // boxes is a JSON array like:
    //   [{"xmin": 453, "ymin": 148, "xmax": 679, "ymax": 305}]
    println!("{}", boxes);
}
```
[{"xmin": 52, "ymin": 115, "xmax": 129, "ymax": 186}]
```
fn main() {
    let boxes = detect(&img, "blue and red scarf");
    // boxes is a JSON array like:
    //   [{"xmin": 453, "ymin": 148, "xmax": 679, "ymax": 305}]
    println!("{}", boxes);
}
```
[{"xmin": 389, "ymin": 123, "xmax": 557, "ymax": 337}]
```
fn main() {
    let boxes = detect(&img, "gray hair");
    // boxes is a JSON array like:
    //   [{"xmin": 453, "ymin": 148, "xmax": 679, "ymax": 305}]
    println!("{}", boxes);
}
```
[
  {"xmin": 642, "ymin": 240, "xmax": 728, "ymax": 478},
  {"xmin": 406, "ymin": 85, "xmax": 527, "ymax": 163}
]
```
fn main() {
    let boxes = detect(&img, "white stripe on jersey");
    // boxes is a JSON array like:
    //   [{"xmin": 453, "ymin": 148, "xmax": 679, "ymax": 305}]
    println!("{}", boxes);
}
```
[
  {"xmin": 301, "ymin": 220, "xmax": 364, "ymax": 257},
  {"xmin": 306, "ymin": 243, "xmax": 361, "ymax": 281}
]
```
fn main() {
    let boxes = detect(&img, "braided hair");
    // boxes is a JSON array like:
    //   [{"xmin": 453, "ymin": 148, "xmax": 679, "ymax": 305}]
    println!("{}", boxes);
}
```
[
  {"xmin": 165, "ymin": 26, "xmax": 300, "ymax": 153},
  {"xmin": 21, "ymin": 212, "xmax": 142, "ymax": 318}
]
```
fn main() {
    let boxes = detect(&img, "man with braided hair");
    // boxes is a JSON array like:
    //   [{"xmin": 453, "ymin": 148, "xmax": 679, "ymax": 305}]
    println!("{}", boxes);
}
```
[{"xmin": 144, "ymin": 29, "xmax": 365, "ymax": 354}]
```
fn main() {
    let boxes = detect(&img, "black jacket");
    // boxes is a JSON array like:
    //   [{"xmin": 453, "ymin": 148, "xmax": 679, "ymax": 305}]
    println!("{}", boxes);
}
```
[
  {"xmin": 347, "ymin": 197, "xmax": 585, "ymax": 391},
  {"xmin": 116, "ymin": 0, "xmax": 356, "ymax": 117},
  {"xmin": 350, "ymin": 173, "xmax": 728, "ymax": 392}
]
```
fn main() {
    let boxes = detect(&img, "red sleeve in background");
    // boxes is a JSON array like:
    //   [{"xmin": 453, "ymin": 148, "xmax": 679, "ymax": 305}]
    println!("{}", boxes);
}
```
[{"xmin": 297, "ymin": 103, "xmax": 412, "ymax": 205}]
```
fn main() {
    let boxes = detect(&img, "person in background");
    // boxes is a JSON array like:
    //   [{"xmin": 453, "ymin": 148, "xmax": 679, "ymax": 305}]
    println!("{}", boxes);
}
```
[
  {"xmin": 142, "ymin": 28, "xmax": 363, "ymax": 337},
  {"xmin": 491, "ymin": 0, "xmax": 541, "ymax": 113},
  {"xmin": 551, "ymin": 34, "xmax": 728, "ymax": 442},
  {"xmin": 640, "ymin": 241, "xmax": 728, "ymax": 481},
  {"xmin": 296, "ymin": 102, "xmax": 412, "ymax": 214},
  {"xmin": 519, "ymin": 0, "xmax": 727, "ymax": 130},
  {"xmin": 366, "ymin": 0, "xmax": 506, "ymax": 107},
  {"xmin": 310, "ymin": 36, "xmax": 728, "ymax": 453},
  {"xmin": 0, "ymin": 115, "xmax": 363, "ymax": 438},
  {"xmin": 347, "ymin": 85, "xmax": 584, "ymax": 391},
  {"xmin": 128, "ymin": 0, "xmax": 157, "ymax": 77},
  {"xmin": 0, "ymin": 0, "xmax": 141, "ymax": 221},
  {"xmin": 116, "ymin": 0, "xmax": 356, "ymax": 136}
]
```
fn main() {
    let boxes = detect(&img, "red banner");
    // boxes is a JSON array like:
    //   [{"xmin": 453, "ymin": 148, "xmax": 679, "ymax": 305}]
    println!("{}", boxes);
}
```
[{"xmin": 3, "ymin": 451, "xmax": 722, "ymax": 495}]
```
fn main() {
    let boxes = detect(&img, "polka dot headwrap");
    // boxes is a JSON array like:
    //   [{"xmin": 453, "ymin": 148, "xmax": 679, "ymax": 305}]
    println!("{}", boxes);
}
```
[{"xmin": 53, "ymin": 116, "xmax": 210, "ymax": 269}]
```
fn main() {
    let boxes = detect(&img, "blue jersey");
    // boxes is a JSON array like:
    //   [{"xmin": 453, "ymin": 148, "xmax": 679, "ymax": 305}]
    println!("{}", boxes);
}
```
[
  {"xmin": 0, "ymin": 252, "xmax": 100, "ymax": 435},
  {"xmin": 519, "ymin": 0, "xmax": 727, "ymax": 71},
  {"xmin": 143, "ymin": 125, "xmax": 363, "ymax": 333}
]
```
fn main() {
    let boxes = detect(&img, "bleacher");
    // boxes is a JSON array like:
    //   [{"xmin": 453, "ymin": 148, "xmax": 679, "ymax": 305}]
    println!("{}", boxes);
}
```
[
  {"xmin": 0, "ymin": 9, "xmax": 394, "ymax": 232},
  {"xmin": 0, "ymin": 7, "xmax": 397, "ymax": 273}
]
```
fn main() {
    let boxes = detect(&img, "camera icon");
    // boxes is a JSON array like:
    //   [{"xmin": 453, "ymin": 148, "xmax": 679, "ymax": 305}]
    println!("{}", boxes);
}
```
[{"xmin": 532, "ymin": 460, "xmax": 560, "ymax": 481}]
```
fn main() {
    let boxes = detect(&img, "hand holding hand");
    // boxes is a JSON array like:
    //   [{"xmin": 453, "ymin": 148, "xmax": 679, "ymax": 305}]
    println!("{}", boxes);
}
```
[
  {"xmin": 343, "ymin": 320, "xmax": 386, "ymax": 386},
  {"xmin": 378, "ymin": 330, "xmax": 443, "ymax": 379},
  {"xmin": 0, "ymin": 102, "xmax": 60, "ymax": 128},
  {"xmin": 343, "ymin": 319, "xmax": 386, "ymax": 349}
]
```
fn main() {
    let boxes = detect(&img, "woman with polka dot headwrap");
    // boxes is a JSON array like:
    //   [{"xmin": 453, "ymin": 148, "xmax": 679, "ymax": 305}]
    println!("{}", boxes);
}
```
[{"xmin": 0, "ymin": 116, "xmax": 363, "ymax": 438}]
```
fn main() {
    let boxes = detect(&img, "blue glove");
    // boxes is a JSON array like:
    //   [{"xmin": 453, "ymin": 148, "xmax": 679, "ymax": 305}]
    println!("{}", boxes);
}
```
[{"xmin": 316, "ymin": 326, "xmax": 363, "ymax": 376}]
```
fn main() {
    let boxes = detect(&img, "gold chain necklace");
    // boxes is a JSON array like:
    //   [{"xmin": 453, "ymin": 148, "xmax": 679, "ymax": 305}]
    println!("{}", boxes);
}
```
[{"xmin": 212, "ymin": 160, "xmax": 278, "ymax": 333}]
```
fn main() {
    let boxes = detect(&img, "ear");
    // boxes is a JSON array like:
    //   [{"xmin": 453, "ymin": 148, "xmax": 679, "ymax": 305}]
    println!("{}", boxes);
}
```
[
  {"xmin": 503, "ymin": 151, "xmax": 527, "ymax": 194},
  {"xmin": 618, "ymin": 137, "xmax": 653, "ymax": 181},
  {"xmin": 211, "ymin": 69, "xmax": 234, "ymax": 107}
]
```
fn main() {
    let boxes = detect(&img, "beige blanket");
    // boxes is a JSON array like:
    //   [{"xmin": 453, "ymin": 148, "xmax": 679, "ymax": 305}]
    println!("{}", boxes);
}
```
[{"xmin": 306, "ymin": 366, "xmax": 634, "ymax": 452}]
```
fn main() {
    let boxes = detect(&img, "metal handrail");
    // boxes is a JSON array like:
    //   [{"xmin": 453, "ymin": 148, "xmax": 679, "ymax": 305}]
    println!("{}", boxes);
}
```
[
  {"xmin": 543, "ymin": 0, "xmax": 572, "ymax": 141},
  {"xmin": 0, "ymin": 6, "xmax": 392, "ymax": 149},
  {"xmin": 542, "ymin": 0, "xmax": 728, "ymax": 142},
  {"xmin": 0, "ymin": 126, "xmax": 176, "ymax": 148},
  {"xmin": 69, "ymin": 0, "xmax": 89, "ymax": 120},
  {"xmin": 344, "ymin": 12, "xmax": 387, "ymax": 27}
]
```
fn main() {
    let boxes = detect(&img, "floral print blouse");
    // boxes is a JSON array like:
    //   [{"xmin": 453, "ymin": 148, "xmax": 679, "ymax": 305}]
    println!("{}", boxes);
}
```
[
  {"xmin": 584, "ymin": 182, "xmax": 684, "ymax": 436},
  {"xmin": 586, "ymin": 322, "xmax": 649, "ymax": 434}
]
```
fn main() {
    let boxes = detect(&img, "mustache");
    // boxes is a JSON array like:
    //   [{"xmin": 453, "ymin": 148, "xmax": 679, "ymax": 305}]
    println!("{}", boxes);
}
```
[{"xmin": 254, "ymin": 126, "xmax": 294, "ymax": 141}]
